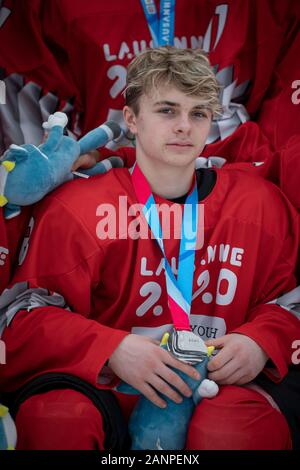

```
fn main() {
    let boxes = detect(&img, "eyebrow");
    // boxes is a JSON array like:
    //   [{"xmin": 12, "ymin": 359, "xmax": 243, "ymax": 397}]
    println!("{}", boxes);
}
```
[
  {"xmin": 153, "ymin": 101, "xmax": 179, "ymax": 107},
  {"xmin": 153, "ymin": 100, "xmax": 208, "ymax": 110}
]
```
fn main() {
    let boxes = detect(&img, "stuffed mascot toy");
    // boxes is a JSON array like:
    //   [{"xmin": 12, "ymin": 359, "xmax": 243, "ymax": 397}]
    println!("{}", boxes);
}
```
[{"xmin": 0, "ymin": 112, "xmax": 124, "ymax": 219}]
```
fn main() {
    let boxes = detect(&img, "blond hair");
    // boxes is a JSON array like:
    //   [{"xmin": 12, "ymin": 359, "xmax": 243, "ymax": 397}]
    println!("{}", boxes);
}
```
[{"xmin": 124, "ymin": 46, "xmax": 221, "ymax": 116}]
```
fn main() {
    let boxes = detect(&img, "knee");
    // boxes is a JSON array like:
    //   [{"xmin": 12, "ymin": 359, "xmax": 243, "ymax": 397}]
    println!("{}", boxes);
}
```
[
  {"xmin": 15, "ymin": 388, "xmax": 105, "ymax": 450},
  {"xmin": 186, "ymin": 385, "xmax": 291, "ymax": 450}
]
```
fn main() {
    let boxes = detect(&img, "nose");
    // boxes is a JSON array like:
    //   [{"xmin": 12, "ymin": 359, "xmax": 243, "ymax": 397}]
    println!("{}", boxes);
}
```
[{"xmin": 173, "ymin": 113, "xmax": 191, "ymax": 135}]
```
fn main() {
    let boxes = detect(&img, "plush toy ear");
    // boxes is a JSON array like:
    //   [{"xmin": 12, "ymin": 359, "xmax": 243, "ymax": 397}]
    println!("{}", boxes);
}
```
[{"xmin": 2, "ymin": 144, "xmax": 29, "ymax": 162}]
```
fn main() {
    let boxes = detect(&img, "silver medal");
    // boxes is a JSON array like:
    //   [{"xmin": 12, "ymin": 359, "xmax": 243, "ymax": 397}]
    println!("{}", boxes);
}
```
[{"xmin": 167, "ymin": 328, "xmax": 208, "ymax": 363}]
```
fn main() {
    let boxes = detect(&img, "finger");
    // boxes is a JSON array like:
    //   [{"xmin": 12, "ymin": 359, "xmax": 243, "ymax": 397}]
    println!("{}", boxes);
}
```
[
  {"xmin": 207, "ymin": 346, "xmax": 234, "ymax": 372},
  {"xmin": 71, "ymin": 153, "xmax": 89, "ymax": 171},
  {"xmin": 139, "ymin": 382, "xmax": 167, "ymax": 409},
  {"xmin": 150, "ymin": 374, "xmax": 184, "ymax": 404},
  {"xmin": 208, "ymin": 368, "xmax": 244, "ymax": 385},
  {"xmin": 235, "ymin": 374, "xmax": 253, "ymax": 386},
  {"xmin": 158, "ymin": 365, "xmax": 193, "ymax": 398},
  {"xmin": 164, "ymin": 352, "xmax": 201, "ymax": 382},
  {"xmin": 71, "ymin": 154, "xmax": 93, "ymax": 171},
  {"xmin": 205, "ymin": 336, "xmax": 226, "ymax": 348},
  {"xmin": 207, "ymin": 358, "xmax": 240, "ymax": 383}
]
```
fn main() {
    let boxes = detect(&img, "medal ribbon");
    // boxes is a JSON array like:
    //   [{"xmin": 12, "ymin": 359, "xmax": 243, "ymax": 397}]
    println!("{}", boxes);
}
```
[
  {"xmin": 131, "ymin": 163, "xmax": 198, "ymax": 330},
  {"xmin": 140, "ymin": 0, "xmax": 176, "ymax": 47}
]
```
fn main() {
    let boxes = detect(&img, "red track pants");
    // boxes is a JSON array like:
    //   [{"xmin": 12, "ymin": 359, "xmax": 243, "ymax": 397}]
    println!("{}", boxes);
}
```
[{"xmin": 15, "ymin": 385, "xmax": 292, "ymax": 450}]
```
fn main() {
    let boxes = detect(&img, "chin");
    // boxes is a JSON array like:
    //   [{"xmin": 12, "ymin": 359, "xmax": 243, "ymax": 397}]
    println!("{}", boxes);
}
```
[
  {"xmin": 165, "ymin": 157, "xmax": 196, "ymax": 168},
  {"xmin": 164, "ymin": 152, "xmax": 196, "ymax": 165}
]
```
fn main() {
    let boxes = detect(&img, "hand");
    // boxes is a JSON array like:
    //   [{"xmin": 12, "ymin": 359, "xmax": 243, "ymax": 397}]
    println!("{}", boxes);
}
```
[
  {"xmin": 205, "ymin": 333, "xmax": 269, "ymax": 385},
  {"xmin": 108, "ymin": 334, "xmax": 201, "ymax": 408},
  {"xmin": 71, "ymin": 149, "xmax": 100, "ymax": 171}
]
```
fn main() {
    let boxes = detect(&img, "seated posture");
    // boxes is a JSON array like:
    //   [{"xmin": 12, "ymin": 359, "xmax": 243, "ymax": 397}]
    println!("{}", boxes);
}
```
[{"xmin": 0, "ymin": 47, "xmax": 299, "ymax": 450}]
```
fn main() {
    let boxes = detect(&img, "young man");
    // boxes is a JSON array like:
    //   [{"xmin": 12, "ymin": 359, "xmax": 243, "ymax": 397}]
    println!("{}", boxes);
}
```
[{"xmin": 0, "ymin": 47, "xmax": 299, "ymax": 450}]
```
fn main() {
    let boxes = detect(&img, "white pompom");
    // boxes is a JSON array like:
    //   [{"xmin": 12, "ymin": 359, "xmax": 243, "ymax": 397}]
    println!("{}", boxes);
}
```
[
  {"xmin": 42, "ymin": 112, "xmax": 68, "ymax": 130},
  {"xmin": 197, "ymin": 379, "xmax": 219, "ymax": 398}
]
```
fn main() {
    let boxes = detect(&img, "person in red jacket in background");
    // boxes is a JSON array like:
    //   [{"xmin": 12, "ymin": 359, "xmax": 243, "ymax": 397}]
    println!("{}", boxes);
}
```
[
  {"xmin": 1, "ymin": 0, "xmax": 299, "ymax": 302},
  {"xmin": 0, "ymin": 47, "xmax": 299, "ymax": 450},
  {"xmin": 1, "ymin": 0, "xmax": 299, "ymax": 208}
]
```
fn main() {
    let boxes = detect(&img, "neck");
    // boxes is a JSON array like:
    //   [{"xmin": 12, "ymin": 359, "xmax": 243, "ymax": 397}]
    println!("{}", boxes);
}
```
[{"xmin": 135, "ymin": 156, "xmax": 195, "ymax": 199}]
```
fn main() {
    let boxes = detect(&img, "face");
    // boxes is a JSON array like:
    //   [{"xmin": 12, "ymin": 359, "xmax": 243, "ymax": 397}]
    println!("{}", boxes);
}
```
[{"xmin": 123, "ymin": 85, "xmax": 212, "ymax": 170}]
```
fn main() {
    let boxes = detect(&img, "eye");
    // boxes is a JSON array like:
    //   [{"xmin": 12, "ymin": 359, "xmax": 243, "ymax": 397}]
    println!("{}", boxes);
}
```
[
  {"xmin": 192, "ymin": 111, "xmax": 207, "ymax": 119},
  {"xmin": 157, "ymin": 107, "xmax": 175, "ymax": 115}
]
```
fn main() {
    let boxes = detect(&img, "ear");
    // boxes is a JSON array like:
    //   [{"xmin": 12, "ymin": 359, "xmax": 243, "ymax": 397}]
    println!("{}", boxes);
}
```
[
  {"xmin": 4, "ymin": 144, "xmax": 28, "ymax": 162},
  {"xmin": 123, "ymin": 106, "xmax": 137, "ymax": 135}
]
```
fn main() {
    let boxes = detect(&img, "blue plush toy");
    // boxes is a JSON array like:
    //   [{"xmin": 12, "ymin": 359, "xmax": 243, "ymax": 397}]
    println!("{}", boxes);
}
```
[
  {"xmin": 0, "ymin": 404, "xmax": 17, "ymax": 450},
  {"xmin": 0, "ymin": 112, "xmax": 124, "ymax": 218},
  {"xmin": 117, "ymin": 332, "xmax": 218, "ymax": 450}
]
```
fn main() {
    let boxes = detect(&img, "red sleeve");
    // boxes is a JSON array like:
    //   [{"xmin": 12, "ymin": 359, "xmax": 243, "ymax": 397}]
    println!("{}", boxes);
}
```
[
  {"xmin": 256, "ymin": 3, "xmax": 300, "ymax": 150},
  {"xmin": 0, "ymin": 195, "xmax": 128, "ymax": 392},
  {"xmin": 203, "ymin": 122, "xmax": 300, "ymax": 212},
  {"xmin": 0, "ymin": 209, "xmax": 10, "ymax": 295},
  {"xmin": 278, "ymin": 136, "xmax": 300, "ymax": 212},
  {"xmin": 0, "ymin": 207, "xmax": 32, "ymax": 294},
  {"xmin": 232, "ymin": 188, "xmax": 300, "ymax": 380}
]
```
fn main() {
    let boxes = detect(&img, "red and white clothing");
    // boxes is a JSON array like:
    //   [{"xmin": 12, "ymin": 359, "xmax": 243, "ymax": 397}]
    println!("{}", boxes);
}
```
[
  {"xmin": 1, "ymin": 0, "xmax": 299, "ymax": 148},
  {"xmin": 101, "ymin": 132, "xmax": 300, "ymax": 212},
  {"xmin": 1, "ymin": 0, "xmax": 299, "ymax": 215},
  {"xmin": 0, "ymin": 166, "xmax": 299, "ymax": 449},
  {"xmin": 1, "ymin": 167, "xmax": 299, "ymax": 387}
]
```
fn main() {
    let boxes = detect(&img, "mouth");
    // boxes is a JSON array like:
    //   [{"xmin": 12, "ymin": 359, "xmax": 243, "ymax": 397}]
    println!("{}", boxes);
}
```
[{"xmin": 166, "ymin": 143, "xmax": 194, "ymax": 147}]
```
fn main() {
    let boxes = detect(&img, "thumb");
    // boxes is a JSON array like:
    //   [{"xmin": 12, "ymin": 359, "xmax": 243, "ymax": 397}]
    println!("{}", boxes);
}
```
[{"xmin": 205, "ymin": 336, "xmax": 226, "ymax": 349}]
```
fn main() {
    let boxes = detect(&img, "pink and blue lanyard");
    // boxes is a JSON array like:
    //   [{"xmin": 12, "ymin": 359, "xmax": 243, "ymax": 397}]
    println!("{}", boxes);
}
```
[
  {"xmin": 131, "ymin": 163, "xmax": 198, "ymax": 331},
  {"xmin": 140, "ymin": 0, "xmax": 176, "ymax": 47}
]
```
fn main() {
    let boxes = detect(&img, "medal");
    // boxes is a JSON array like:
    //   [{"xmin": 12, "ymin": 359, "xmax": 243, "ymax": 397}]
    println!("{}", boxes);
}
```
[{"xmin": 167, "ymin": 328, "xmax": 208, "ymax": 364}]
